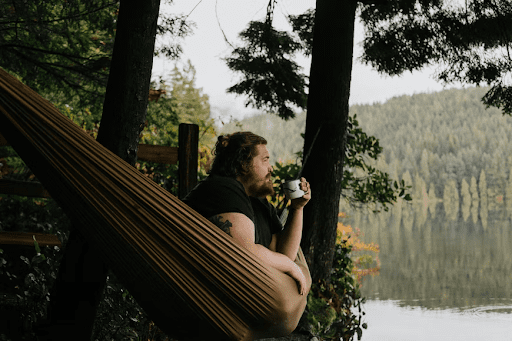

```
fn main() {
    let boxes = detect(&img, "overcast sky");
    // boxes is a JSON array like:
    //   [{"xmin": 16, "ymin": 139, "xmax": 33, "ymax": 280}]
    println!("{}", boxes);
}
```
[{"xmin": 152, "ymin": 0, "xmax": 462, "ymax": 122}]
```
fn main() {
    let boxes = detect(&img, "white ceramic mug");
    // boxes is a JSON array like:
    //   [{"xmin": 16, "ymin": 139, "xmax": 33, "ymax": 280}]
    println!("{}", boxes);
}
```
[{"xmin": 283, "ymin": 179, "xmax": 305, "ymax": 200}]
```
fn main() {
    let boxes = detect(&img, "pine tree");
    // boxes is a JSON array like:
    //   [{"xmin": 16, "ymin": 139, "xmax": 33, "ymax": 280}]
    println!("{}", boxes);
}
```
[
  {"xmin": 167, "ymin": 61, "xmax": 215, "ymax": 147},
  {"xmin": 479, "ymin": 169, "xmax": 488, "ymax": 205},
  {"xmin": 427, "ymin": 182, "xmax": 437, "ymax": 217},
  {"xmin": 0, "ymin": 0, "xmax": 192, "ymax": 119},
  {"xmin": 169, "ymin": 61, "xmax": 211, "ymax": 126},
  {"xmin": 461, "ymin": 179, "xmax": 471, "ymax": 222},
  {"xmin": 402, "ymin": 144, "xmax": 416, "ymax": 172},
  {"xmin": 461, "ymin": 178, "xmax": 471, "ymax": 209},
  {"xmin": 420, "ymin": 149, "xmax": 430, "ymax": 183},
  {"xmin": 413, "ymin": 172, "xmax": 426, "ymax": 202},
  {"xmin": 443, "ymin": 179, "xmax": 459, "ymax": 221}
]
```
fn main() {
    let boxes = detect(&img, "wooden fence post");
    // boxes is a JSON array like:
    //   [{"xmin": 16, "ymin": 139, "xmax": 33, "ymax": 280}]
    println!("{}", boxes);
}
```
[{"xmin": 178, "ymin": 123, "xmax": 198, "ymax": 199}]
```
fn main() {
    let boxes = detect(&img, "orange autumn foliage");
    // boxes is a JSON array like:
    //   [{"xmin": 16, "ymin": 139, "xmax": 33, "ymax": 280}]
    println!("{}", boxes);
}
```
[{"xmin": 336, "ymin": 212, "xmax": 380, "ymax": 283}]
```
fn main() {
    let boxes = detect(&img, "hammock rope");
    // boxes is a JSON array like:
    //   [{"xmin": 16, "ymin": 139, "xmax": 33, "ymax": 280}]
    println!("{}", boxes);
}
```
[{"xmin": 0, "ymin": 68, "xmax": 310, "ymax": 340}]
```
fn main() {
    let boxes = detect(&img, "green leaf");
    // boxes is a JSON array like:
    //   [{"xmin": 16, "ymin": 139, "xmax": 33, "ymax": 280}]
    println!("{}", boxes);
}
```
[
  {"xmin": 33, "ymin": 235, "xmax": 41, "ymax": 254},
  {"xmin": 32, "ymin": 253, "xmax": 46, "ymax": 264},
  {"xmin": 20, "ymin": 255, "xmax": 30, "ymax": 265}
]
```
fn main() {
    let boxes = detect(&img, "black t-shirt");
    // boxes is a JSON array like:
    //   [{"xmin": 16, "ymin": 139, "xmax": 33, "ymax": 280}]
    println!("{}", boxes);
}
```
[{"xmin": 182, "ymin": 175, "xmax": 283, "ymax": 247}]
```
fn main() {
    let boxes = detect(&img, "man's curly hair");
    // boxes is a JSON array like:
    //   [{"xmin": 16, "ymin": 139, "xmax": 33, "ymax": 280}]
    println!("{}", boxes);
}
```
[{"xmin": 209, "ymin": 132, "xmax": 267, "ymax": 178}]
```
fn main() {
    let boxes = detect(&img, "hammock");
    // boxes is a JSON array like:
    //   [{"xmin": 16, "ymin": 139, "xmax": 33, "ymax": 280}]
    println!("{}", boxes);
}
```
[{"xmin": 0, "ymin": 68, "xmax": 310, "ymax": 340}]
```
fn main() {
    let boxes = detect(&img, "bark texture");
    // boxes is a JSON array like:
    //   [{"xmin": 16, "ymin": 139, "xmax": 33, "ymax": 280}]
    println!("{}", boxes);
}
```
[
  {"xmin": 301, "ymin": 0, "xmax": 358, "ymax": 284},
  {"xmin": 96, "ymin": 0, "xmax": 160, "ymax": 163},
  {"xmin": 43, "ymin": 1, "xmax": 161, "ymax": 340}
]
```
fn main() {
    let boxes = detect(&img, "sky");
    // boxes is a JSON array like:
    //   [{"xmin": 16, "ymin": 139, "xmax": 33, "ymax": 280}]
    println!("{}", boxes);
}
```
[{"xmin": 152, "ymin": 0, "xmax": 462, "ymax": 122}]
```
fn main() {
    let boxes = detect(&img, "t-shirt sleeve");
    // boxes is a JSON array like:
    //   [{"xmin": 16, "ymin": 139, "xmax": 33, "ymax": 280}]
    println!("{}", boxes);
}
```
[{"xmin": 182, "ymin": 176, "xmax": 255, "ymax": 222}]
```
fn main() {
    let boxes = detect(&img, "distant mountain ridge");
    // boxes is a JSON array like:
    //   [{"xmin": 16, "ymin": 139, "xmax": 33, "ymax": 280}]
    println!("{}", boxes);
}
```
[{"xmin": 219, "ymin": 86, "xmax": 512, "ymax": 203}]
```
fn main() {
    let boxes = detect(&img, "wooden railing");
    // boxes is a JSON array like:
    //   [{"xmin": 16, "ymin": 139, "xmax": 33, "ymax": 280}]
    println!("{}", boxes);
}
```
[{"xmin": 0, "ymin": 123, "xmax": 199, "ymax": 247}]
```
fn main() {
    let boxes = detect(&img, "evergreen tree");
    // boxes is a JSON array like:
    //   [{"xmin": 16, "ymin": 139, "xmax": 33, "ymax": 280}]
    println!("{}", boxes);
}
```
[
  {"xmin": 402, "ymin": 143, "xmax": 416, "ymax": 172},
  {"xmin": 443, "ymin": 179, "xmax": 459, "ymax": 221},
  {"xmin": 428, "ymin": 182, "xmax": 437, "ymax": 202},
  {"xmin": 448, "ymin": 134, "xmax": 459, "ymax": 154},
  {"xmin": 419, "ymin": 149, "xmax": 430, "ymax": 183},
  {"xmin": 167, "ymin": 60, "xmax": 215, "ymax": 146},
  {"xmin": 360, "ymin": 0, "xmax": 512, "ymax": 115},
  {"xmin": 0, "ymin": 0, "xmax": 117, "ymax": 115},
  {"xmin": 412, "ymin": 172, "xmax": 425, "ymax": 202},
  {"xmin": 0, "ymin": 0, "xmax": 192, "ymax": 119},
  {"xmin": 169, "ymin": 61, "xmax": 211, "ymax": 125},
  {"xmin": 479, "ymin": 169, "xmax": 488, "ymax": 211},
  {"xmin": 461, "ymin": 178, "xmax": 471, "ymax": 208},
  {"xmin": 427, "ymin": 182, "xmax": 437, "ymax": 217}
]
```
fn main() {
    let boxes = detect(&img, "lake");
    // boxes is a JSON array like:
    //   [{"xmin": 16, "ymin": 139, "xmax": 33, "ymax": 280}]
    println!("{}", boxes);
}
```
[{"xmin": 341, "ymin": 198, "xmax": 512, "ymax": 340}]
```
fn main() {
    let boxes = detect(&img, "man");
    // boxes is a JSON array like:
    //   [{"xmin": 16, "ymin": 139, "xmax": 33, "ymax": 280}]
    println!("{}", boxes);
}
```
[{"xmin": 183, "ymin": 131, "xmax": 310, "ymax": 295}]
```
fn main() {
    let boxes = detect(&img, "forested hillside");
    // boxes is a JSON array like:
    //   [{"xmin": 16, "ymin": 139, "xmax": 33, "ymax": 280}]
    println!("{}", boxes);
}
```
[
  {"xmin": 351, "ymin": 86, "xmax": 512, "ymax": 201},
  {"xmin": 220, "ymin": 86, "xmax": 512, "ymax": 208}
]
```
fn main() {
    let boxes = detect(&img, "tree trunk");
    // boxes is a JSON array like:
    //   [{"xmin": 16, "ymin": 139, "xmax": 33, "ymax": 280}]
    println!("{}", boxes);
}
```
[
  {"xmin": 43, "ymin": 1, "xmax": 161, "ymax": 340},
  {"xmin": 301, "ymin": 0, "xmax": 357, "ymax": 285},
  {"xmin": 97, "ymin": 0, "xmax": 160, "ymax": 160}
]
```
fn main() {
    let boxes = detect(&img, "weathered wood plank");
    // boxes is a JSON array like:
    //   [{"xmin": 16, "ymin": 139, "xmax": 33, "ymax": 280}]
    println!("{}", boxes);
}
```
[
  {"xmin": 0, "ymin": 231, "xmax": 61, "ymax": 247},
  {"xmin": 137, "ymin": 144, "xmax": 179, "ymax": 165},
  {"xmin": 178, "ymin": 124, "xmax": 198, "ymax": 199},
  {"xmin": 0, "ymin": 132, "xmax": 181, "ymax": 164},
  {"xmin": 0, "ymin": 179, "xmax": 50, "ymax": 198}
]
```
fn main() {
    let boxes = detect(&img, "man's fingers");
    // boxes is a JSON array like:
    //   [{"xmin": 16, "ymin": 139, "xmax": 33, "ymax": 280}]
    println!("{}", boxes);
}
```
[
  {"xmin": 300, "ymin": 178, "xmax": 310, "ymax": 194},
  {"xmin": 297, "ymin": 271, "xmax": 306, "ymax": 295}
]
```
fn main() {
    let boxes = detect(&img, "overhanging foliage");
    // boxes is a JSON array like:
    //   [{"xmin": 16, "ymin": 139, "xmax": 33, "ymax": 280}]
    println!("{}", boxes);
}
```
[
  {"xmin": 0, "ymin": 0, "xmax": 192, "ymax": 116},
  {"xmin": 360, "ymin": 0, "xmax": 512, "ymax": 115}
]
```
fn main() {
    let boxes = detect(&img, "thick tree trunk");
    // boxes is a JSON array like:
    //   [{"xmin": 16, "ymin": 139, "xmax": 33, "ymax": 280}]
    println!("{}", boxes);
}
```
[
  {"xmin": 301, "ymin": 0, "xmax": 357, "ymax": 285},
  {"xmin": 97, "ymin": 1, "xmax": 160, "ymax": 160},
  {"xmin": 43, "ymin": 1, "xmax": 160, "ymax": 340}
]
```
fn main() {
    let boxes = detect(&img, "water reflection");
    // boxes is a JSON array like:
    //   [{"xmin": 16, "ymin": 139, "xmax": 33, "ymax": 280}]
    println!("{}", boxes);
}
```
[
  {"xmin": 341, "ymin": 200, "xmax": 512, "ymax": 339},
  {"xmin": 361, "ymin": 300, "xmax": 512, "ymax": 341}
]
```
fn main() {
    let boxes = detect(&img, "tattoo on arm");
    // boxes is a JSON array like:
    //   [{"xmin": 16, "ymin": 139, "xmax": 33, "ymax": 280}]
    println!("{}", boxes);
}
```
[{"xmin": 208, "ymin": 215, "xmax": 233, "ymax": 236}]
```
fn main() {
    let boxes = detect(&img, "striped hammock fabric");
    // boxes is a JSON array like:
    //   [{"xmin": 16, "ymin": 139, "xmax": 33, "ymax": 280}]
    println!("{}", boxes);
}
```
[{"xmin": 0, "ymin": 68, "xmax": 309, "ymax": 340}]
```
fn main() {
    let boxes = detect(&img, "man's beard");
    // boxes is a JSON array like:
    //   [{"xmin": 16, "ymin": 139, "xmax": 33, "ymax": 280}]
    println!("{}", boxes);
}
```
[{"xmin": 247, "ymin": 175, "xmax": 275, "ymax": 197}]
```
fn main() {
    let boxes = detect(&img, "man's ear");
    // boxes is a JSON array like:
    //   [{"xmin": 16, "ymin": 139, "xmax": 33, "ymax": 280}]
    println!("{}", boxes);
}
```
[{"xmin": 240, "ymin": 161, "xmax": 251, "ymax": 175}]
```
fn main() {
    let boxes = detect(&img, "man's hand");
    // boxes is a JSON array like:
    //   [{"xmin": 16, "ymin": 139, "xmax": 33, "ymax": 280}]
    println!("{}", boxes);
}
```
[
  {"xmin": 290, "ymin": 177, "xmax": 311, "ymax": 210},
  {"xmin": 286, "ymin": 262, "xmax": 308, "ymax": 295}
]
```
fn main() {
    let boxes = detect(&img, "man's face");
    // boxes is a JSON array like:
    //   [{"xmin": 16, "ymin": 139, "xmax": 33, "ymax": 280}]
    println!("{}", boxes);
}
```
[{"xmin": 241, "ymin": 144, "xmax": 275, "ymax": 197}]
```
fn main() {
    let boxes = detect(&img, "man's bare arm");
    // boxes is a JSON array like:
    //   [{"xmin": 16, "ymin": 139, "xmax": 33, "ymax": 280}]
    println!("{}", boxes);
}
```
[
  {"xmin": 275, "ymin": 207, "xmax": 304, "ymax": 261},
  {"xmin": 208, "ymin": 215, "xmax": 233, "ymax": 236},
  {"xmin": 209, "ymin": 212, "xmax": 307, "ymax": 295}
]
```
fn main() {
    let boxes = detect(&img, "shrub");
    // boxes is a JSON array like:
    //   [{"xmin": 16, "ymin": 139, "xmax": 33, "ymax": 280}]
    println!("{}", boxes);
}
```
[
  {"xmin": 0, "ymin": 196, "xmax": 69, "ymax": 340},
  {"xmin": 304, "ymin": 238, "xmax": 367, "ymax": 341},
  {"xmin": 92, "ymin": 272, "xmax": 169, "ymax": 341}
]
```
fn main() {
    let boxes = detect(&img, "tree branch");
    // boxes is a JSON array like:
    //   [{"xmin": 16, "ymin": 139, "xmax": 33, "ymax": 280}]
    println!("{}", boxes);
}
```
[
  {"xmin": 2, "ymin": 44, "xmax": 91, "ymax": 60},
  {"xmin": 0, "ymin": 2, "xmax": 118, "ymax": 26},
  {"xmin": 11, "ymin": 49, "xmax": 104, "ymax": 95}
]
